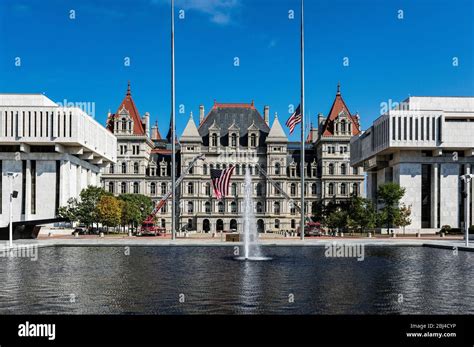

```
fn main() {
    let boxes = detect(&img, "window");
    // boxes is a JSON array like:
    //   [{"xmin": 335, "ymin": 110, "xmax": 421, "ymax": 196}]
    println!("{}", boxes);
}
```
[
  {"xmin": 275, "ymin": 162, "xmax": 281, "ymax": 175},
  {"xmin": 231, "ymin": 201, "xmax": 237, "ymax": 213},
  {"xmin": 256, "ymin": 202, "xmax": 263, "ymax": 213},
  {"xmin": 187, "ymin": 182, "xmax": 194, "ymax": 194},
  {"xmin": 133, "ymin": 182, "xmax": 139, "ymax": 194},
  {"xmin": 211, "ymin": 133, "xmax": 218, "ymax": 147},
  {"xmin": 353, "ymin": 167, "xmax": 358, "ymax": 175},
  {"xmin": 341, "ymin": 164, "xmax": 346, "ymax": 175},
  {"xmin": 291, "ymin": 219, "xmax": 296, "ymax": 229},
  {"xmin": 218, "ymin": 201, "xmax": 224, "ymax": 213},
  {"xmin": 231, "ymin": 183, "xmax": 237, "ymax": 196},
  {"xmin": 134, "ymin": 162, "xmax": 139, "ymax": 174},
  {"xmin": 328, "ymin": 183, "xmax": 334, "ymax": 195},
  {"xmin": 250, "ymin": 134, "xmax": 257, "ymax": 147},
  {"xmin": 161, "ymin": 182, "xmax": 167, "ymax": 194},
  {"xmin": 203, "ymin": 164, "xmax": 208, "ymax": 175},
  {"xmin": 121, "ymin": 162, "xmax": 126, "ymax": 174},
  {"xmin": 31, "ymin": 160, "xmax": 36, "ymax": 214},
  {"xmin": 231, "ymin": 133, "xmax": 237, "ymax": 147},
  {"xmin": 187, "ymin": 201, "xmax": 194, "ymax": 213},
  {"xmin": 236, "ymin": 165, "xmax": 240, "ymax": 175},
  {"xmin": 274, "ymin": 202, "xmax": 280, "ymax": 214},
  {"xmin": 109, "ymin": 182, "xmax": 114, "ymax": 193},
  {"xmin": 150, "ymin": 182, "xmax": 156, "ymax": 195},
  {"xmin": 290, "ymin": 183, "xmax": 296, "ymax": 196},
  {"xmin": 205, "ymin": 183, "xmax": 211, "ymax": 196},
  {"xmin": 312, "ymin": 167, "xmax": 317, "ymax": 177},
  {"xmin": 353, "ymin": 183, "xmax": 359, "ymax": 196},
  {"xmin": 275, "ymin": 182, "xmax": 281, "ymax": 196},
  {"xmin": 340, "ymin": 183, "xmax": 346, "ymax": 195},
  {"xmin": 205, "ymin": 202, "xmax": 211, "ymax": 213},
  {"xmin": 311, "ymin": 183, "xmax": 317, "ymax": 195},
  {"xmin": 121, "ymin": 182, "xmax": 127, "ymax": 194},
  {"xmin": 328, "ymin": 163, "xmax": 334, "ymax": 175},
  {"xmin": 256, "ymin": 183, "xmax": 263, "ymax": 196},
  {"xmin": 161, "ymin": 166, "xmax": 167, "ymax": 176},
  {"xmin": 109, "ymin": 164, "xmax": 114, "ymax": 174},
  {"xmin": 275, "ymin": 219, "xmax": 280, "ymax": 229}
]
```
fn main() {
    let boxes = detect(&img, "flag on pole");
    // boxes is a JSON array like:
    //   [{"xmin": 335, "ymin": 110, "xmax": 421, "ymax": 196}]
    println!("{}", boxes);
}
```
[
  {"xmin": 211, "ymin": 166, "xmax": 235, "ymax": 200},
  {"xmin": 286, "ymin": 104, "xmax": 302, "ymax": 134}
]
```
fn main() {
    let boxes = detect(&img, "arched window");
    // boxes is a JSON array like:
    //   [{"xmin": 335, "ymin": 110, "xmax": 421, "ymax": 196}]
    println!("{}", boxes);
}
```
[
  {"xmin": 328, "ymin": 183, "xmax": 334, "ymax": 195},
  {"xmin": 311, "ymin": 183, "xmax": 317, "ymax": 195},
  {"xmin": 236, "ymin": 165, "xmax": 240, "ymax": 175},
  {"xmin": 328, "ymin": 163, "xmax": 334, "ymax": 175},
  {"xmin": 275, "ymin": 162, "xmax": 281, "ymax": 175},
  {"xmin": 291, "ymin": 183, "xmax": 296, "ymax": 196},
  {"xmin": 256, "ymin": 202, "xmax": 263, "ymax": 213},
  {"xmin": 150, "ymin": 182, "xmax": 156, "ymax": 195},
  {"xmin": 231, "ymin": 133, "xmax": 237, "ymax": 147},
  {"xmin": 211, "ymin": 133, "xmax": 218, "ymax": 147},
  {"xmin": 205, "ymin": 202, "xmax": 211, "ymax": 213},
  {"xmin": 218, "ymin": 201, "xmax": 224, "ymax": 213},
  {"xmin": 187, "ymin": 182, "xmax": 194, "ymax": 194},
  {"xmin": 203, "ymin": 164, "xmax": 208, "ymax": 175},
  {"xmin": 133, "ymin": 182, "xmax": 139, "ymax": 194},
  {"xmin": 134, "ymin": 162, "xmax": 139, "ymax": 174},
  {"xmin": 274, "ymin": 202, "xmax": 280, "ymax": 214},
  {"xmin": 187, "ymin": 201, "xmax": 194, "ymax": 213},
  {"xmin": 341, "ymin": 183, "xmax": 346, "ymax": 195},
  {"xmin": 242, "ymin": 164, "xmax": 246, "ymax": 175},
  {"xmin": 121, "ymin": 162, "xmax": 126, "ymax": 174},
  {"xmin": 108, "ymin": 182, "xmax": 114, "ymax": 193},
  {"xmin": 161, "ymin": 182, "xmax": 167, "ymax": 194},
  {"xmin": 341, "ymin": 164, "xmax": 346, "ymax": 175},
  {"xmin": 230, "ymin": 201, "xmax": 237, "ymax": 213},
  {"xmin": 256, "ymin": 183, "xmax": 263, "ymax": 196},
  {"xmin": 353, "ymin": 183, "xmax": 359, "ymax": 196},
  {"xmin": 121, "ymin": 182, "xmax": 127, "ymax": 194}
]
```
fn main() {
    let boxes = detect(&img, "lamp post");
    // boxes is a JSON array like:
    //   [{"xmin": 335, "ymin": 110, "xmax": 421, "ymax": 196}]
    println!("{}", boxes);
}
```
[
  {"xmin": 460, "ymin": 173, "xmax": 474, "ymax": 247},
  {"xmin": 6, "ymin": 172, "xmax": 19, "ymax": 248}
]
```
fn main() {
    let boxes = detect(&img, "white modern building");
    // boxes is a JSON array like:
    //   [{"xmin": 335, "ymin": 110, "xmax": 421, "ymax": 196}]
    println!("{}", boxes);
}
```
[
  {"xmin": 351, "ymin": 96, "xmax": 474, "ymax": 232},
  {"xmin": 0, "ymin": 94, "xmax": 116, "ymax": 235}
]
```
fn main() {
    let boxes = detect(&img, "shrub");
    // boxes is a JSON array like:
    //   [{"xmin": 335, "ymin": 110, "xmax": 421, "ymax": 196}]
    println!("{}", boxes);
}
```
[{"xmin": 440, "ymin": 225, "xmax": 451, "ymax": 234}]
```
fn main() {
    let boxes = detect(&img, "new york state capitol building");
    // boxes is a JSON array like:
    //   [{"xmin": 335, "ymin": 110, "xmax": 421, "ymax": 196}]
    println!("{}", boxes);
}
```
[{"xmin": 101, "ymin": 84, "xmax": 365, "ymax": 233}]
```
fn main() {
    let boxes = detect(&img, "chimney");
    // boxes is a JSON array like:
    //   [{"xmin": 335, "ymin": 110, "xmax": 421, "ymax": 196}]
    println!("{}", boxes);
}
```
[
  {"xmin": 310, "ymin": 124, "xmax": 318, "ymax": 143},
  {"xmin": 318, "ymin": 113, "xmax": 325, "ymax": 134},
  {"xmin": 151, "ymin": 121, "xmax": 160, "ymax": 140},
  {"xmin": 264, "ymin": 105, "xmax": 270, "ymax": 125},
  {"xmin": 199, "ymin": 105, "xmax": 205, "ymax": 124},
  {"xmin": 143, "ymin": 112, "xmax": 150, "ymax": 138}
]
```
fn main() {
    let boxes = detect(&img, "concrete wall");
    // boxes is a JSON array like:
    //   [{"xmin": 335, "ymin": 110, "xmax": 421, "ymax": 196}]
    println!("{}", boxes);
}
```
[
  {"xmin": 439, "ymin": 163, "xmax": 460, "ymax": 227},
  {"xmin": 398, "ymin": 163, "xmax": 422, "ymax": 229}
]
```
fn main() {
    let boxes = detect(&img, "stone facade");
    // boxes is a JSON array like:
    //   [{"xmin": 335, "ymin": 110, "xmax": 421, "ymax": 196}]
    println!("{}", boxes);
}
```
[
  {"xmin": 102, "ymin": 84, "xmax": 364, "ymax": 233},
  {"xmin": 351, "ymin": 96, "xmax": 474, "ymax": 232},
  {"xmin": 0, "ymin": 94, "xmax": 116, "ymax": 227}
]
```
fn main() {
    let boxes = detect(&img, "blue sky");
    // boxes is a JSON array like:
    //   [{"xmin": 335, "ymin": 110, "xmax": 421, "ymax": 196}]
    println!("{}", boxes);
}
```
[{"xmin": 0, "ymin": 0, "xmax": 473, "ymax": 139}]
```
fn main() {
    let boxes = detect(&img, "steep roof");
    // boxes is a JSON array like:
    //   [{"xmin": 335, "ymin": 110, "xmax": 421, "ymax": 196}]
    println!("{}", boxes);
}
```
[
  {"xmin": 151, "ymin": 121, "xmax": 162, "ymax": 140},
  {"xmin": 321, "ymin": 83, "xmax": 361, "ymax": 136},
  {"xmin": 180, "ymin": 114, "xmax": 202, "ymax": 143},
  {"xmin": 198, "ymin": 101, "xmax": 270, "ymax": 146},
  {"xmin": 108, "ymin": 82, "xmax": 145, "ymax": 135},
  {"xmin": 266, "ymin": 114, "xmax": 288, "ymax": 143}
]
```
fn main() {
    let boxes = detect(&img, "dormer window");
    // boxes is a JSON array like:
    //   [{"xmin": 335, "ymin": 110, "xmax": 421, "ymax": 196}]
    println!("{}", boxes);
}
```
[
  {"xmin": 250, "ymin": 134, "xmax": 257, "ymax": 147},
  {"xmin": 231, "ymin": 133, "xmax": 237, "ymax": 147},
  {"xmin": 211, "ymin": 133, "xmax": 218, "ymax": 147}
]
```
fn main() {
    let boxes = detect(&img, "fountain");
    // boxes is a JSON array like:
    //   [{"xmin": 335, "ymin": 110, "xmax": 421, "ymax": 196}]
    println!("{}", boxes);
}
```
[{"xmin": 236, "ymin": 170, "xmax": 270, "ymax": 261}]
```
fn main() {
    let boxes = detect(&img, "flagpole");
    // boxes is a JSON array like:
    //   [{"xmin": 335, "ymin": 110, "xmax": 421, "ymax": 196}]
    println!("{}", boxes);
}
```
[
  {"xmin": 300, "ymin": 0, "xmax": 305, "ymax": 241},
  {"xmin": 171, "ymin": 0, "xmax": 177, "ymax": 241}
]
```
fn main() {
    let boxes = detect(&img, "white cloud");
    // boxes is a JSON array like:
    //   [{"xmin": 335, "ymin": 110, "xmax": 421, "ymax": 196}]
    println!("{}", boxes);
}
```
[{"xmin": 153, "ymin": 0, "xmax": 241, "ymax": 25}]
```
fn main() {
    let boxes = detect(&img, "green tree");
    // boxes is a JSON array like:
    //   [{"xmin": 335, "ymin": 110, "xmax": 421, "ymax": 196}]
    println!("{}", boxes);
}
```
[
  {"xmin": 97, "ymin": 195, "xmax": 122, "ymax": 231},
  {"xmin": 377, "ymin": 182, "xmax": 405, "ymax": 234},
  {"xmin": 326, "ymin": 210, "xmax": 349, "ymax": 233},
  {"xmin": 76, "ymin": 186, "xmax": 111, "ymax": 229},
  {"xmin": 395, "ymin": 203, "xmax": 412, "ymax": 234},
  {"xmin": 58, "ymin": 197, "xmax": 79, "ymax": 224},
  {"xmin": 118, "ymin": 194, "xmax": 154, "ymax": 231},
  {"xmin": 347, "ymin": 196, "xmax": 376, "ymax": 233}
]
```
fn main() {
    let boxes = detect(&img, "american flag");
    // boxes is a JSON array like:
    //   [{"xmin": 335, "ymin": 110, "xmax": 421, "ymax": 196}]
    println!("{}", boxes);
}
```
[
  {"xmin": 211, "ymin": 166, "xmax": 235, "ymax": 200},
  {"xmin": 285, "ymin": 104, "xmax": 302, "ymax": 135}
]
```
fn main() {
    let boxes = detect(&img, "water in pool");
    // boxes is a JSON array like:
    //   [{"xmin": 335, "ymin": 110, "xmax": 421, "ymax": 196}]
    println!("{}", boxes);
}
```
[{"xmin": 0, "ymin": 246, "xmax": 472, "ymax": 314}]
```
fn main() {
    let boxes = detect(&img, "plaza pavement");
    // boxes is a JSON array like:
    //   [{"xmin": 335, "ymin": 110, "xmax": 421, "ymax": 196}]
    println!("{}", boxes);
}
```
[{"xmin": 1, "ymin": 232, "xmax": 473, "ymax": 252}]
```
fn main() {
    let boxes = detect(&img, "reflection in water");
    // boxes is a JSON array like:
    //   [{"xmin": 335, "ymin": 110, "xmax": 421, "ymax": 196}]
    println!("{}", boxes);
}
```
[{"xmin": 0, "ymin": 246, "xmax": 473, "ymax": 314}]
